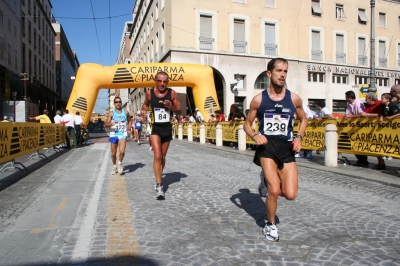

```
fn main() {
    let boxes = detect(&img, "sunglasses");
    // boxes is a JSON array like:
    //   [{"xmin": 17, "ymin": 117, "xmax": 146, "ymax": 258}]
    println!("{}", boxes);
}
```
[{"xmin": 114, "ymin": 101, "xmax": 122, "ymax": 103}]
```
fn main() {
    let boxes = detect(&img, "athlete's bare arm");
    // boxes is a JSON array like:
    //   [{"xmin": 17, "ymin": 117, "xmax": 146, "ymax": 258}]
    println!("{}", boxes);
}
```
[
  {"xmin": 244, "ymin": 93, "xmax": 267, "ymax": 145},
  {"xmin": 141, "ymin": 90, "xmax": 152, "ymax": 123},
  {"xmin": 104, "ymin": 111, "xmax": 114, "ymax": 128},
  {"xmin": 291, "ymin": 92, "xmax": 308, "ymax": 152},
  {"xmin": 164, "ymin": 90, "xmax": 182, "ymax": 115}
]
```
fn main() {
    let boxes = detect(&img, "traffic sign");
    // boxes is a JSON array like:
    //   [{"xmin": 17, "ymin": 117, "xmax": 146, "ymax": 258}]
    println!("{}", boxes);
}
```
[{"xmin": 360, "ymin": 87, "xmax": 369, "ymax": 93}]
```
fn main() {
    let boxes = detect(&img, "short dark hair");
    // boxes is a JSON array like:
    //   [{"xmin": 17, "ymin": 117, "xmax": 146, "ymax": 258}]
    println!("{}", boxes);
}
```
[
  {"xmin": 316, "ymin": 101, "xmax": 326, "ymax": 108},
  {"xmin": 267, "ymin": 58, "xmax": 289, "ymax": 72},
  {"xmin": 345, "ymin": 91, "xmax": 356, "ymax": 100},
  {"xmin": 114, "ymin": 96, "xmax": 121, "ymax": 102},
  {"xmin": 155, "ymin": 71, "xmax": 169, "ymax": 80},
  {"xmin": 76, "ymin": 111, "xmax": 80, "ymax": 115},
  {"xmin": 64, "ymin": 109, "xmax": 69, "ymax": 114},
  {"xmin": 381, "ymin": 93, "xmax": 392, "ymax": 101},
  {"xmin": 233, "ymin": 107, "xmax": 240, "ymax": 113}
]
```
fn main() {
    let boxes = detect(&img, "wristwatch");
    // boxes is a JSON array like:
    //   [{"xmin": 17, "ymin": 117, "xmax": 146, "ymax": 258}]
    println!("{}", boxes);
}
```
[{"xmin": 296, "ymin": 135, "xmax": 303, "ymax": 141}]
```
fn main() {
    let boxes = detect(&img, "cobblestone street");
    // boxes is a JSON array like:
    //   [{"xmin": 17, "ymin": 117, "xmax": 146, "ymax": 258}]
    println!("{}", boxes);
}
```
[{"xmin": 0, "ymin": 139, "xmax": 399, "ymax": 265}]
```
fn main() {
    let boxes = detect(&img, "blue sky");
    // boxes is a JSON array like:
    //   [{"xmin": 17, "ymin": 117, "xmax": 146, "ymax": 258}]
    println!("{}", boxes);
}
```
[{"xmin": 51, "ymin": 0, "xmax": 135, "ymax": 113}]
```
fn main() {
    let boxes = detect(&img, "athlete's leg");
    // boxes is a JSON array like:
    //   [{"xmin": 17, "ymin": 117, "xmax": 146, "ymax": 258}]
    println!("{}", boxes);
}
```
[
  {"xmin": 150, "ymin": 134, "xmax": 163, "ymax": 184},
  {"xmin": 160, "ymin": 140, "xmax": 171, "ymax": 171},
  {"xmin": 110, "ymin": 143, "xmax": 118, "ymax": 165},
  {"xmin": 260, "ymin": 157, "xmax": 281, "ymax": 224},
  {"xmin": 277, "ymin": 162, "xmax": 298, "ymax": 200},
  {"xmin": 118, "ymin": 139, "xmax": 127, "ymax": 162}
]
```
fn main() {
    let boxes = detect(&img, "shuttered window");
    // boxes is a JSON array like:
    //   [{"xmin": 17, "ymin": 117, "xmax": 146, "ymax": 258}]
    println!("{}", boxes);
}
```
[
  {"xmin": 264, "ymin": 0, "xmax": 274, "ymax": 7},
  {"xmin": 312, "ymin": 31, "xmax": 320, "ymax": 50},
  {"xmin": 336, "ymin": 34, "xmax": 344, "ymax": 53},
  {"xmin": 358, "ymin": 38, "xmax": 365, "ymax": 56},
  {"xmin": 234, "ymin": 19, "xmax": 245, "ymax": 41},
  {"xmin": 200, "ymin": 15, "xmax": 212, "ymax": 38},
  {"xmin": 379, "ymin": 13, "xmax": 386, "ymax": 28},
  {"xmin": 379, "ymin": 41, "xmax": 386, "ymax": 58},
  {"xmin": 265, "ymin": 23, "xmax": 275, "ymax": 44}
]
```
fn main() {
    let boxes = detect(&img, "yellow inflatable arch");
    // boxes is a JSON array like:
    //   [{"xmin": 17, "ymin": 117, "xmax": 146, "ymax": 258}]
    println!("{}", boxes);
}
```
[{"xmin": 66, "ymin": 63, "xmax": 220, "ymax": 124}]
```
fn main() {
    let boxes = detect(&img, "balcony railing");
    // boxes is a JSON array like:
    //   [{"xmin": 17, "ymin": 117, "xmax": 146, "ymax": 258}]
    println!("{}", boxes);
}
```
[
  {"xmin": 311, "ymin": 49, "xmax": 323, "ymax": 61},
  {"xmin": 264, "ymin": 44, "xmax": 277, "ymax": 56},
  {"xmin": 336, "ymin": 52, "xmax": 346, "ymax": 63},
  {"xmin": 199, "ymin": 37, "xmax": 214, "ymax": 50},
  {"xmin": 233, "ymin": 40, "xmax": 247, "ymax": 53},
  {"xmin": 358, "ymin": 55, "xmax": 368, "ymax": 66},
  {"xmin": 379, "ymin": 57, "xmax": 387, "ymax": 67}
]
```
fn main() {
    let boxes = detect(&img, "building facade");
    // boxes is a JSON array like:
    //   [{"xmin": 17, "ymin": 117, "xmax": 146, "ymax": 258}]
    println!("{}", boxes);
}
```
[
  {"xmin": 53, "ymin": 21, "xmax": 79, "ymax": 111},
  {"xmin": 0, "ymin": 0, "xmax": 21, "ymax": 118},
  {"xmin": 20, "ymin": 0, "xmax": 58, "ymax": 118},
  {"xmin": 113, "ymin": 21, "xmax": 133, "ymax": 115},
  {"xmin": 127, "ymin": 0, "xmax": 400, "ymax": 117}
]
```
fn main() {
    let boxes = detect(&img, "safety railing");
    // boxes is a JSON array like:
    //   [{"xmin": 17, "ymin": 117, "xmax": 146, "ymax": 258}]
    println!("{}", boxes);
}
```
[
  {"xmin": 173, "ymin": 118, "xmax": 400, "ymax": 159},
  {"xmin": 0, "ymin": 123, "xmax": 66, "ymax": 171}
]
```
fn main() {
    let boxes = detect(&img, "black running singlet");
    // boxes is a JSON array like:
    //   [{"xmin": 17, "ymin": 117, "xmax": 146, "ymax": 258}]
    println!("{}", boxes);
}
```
[{"xmin": 256, "ymin": 89, "xmax": 296, "ymax": 141}]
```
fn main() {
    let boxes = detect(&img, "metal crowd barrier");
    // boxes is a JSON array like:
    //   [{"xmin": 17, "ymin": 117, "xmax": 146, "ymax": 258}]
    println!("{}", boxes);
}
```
[
  {"xmin": 0, "ymin": 123, "xmax": 66, "ymax": 171},
  {"xmin": 173, "ymin": 118, "xmax": 400, "ymax": 159}
]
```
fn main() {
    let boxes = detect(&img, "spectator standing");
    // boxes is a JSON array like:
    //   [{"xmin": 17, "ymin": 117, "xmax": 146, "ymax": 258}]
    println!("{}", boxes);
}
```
[
  {"xmin": 343, "ymin": 90, "xmax": 368, "ymax": 167},
  {"xmin": 390, "ymin": 84, "xmax": 400, "ymax": 109},
  {"xmin": 61, "ymin": 109, "xmax": 77, "ymax": 149},
  {"xmin": 296, "ymin": 103, "xmax": 314, "ymax": 159},
  {"xmin": 232, "ymin": 107, "xmax": 246, "ymax": 121},
  {"xmin": 216, "ymin": 110, "xmax": 226, "ymax": 122},
  {"xmin": 189, "ymin": 113, "xmax": 196, "ymax": 123},
  {"xmin": 54, "ymin": 110, "xmax": 62, "ymax": 124},
  {"xmin": 313, "ymin": 101, "xmax": 333, "ymax": 121},
  {"xmin": 74, "ymin": 111, "xmax": 83, "ymax": 147},
  {"xmin": 29, "ymin": 109, "xmax": 51, "ymax": 123},
  {"xmin": 380, "ymin": 93, "xmax": 400, "ymax": 121},
  {"xmin": 228, "ymin": 104, "xmax": 238, "ymax": 121},
  {"xmin": 358, "ymin": 92, "xmax": 385, "ymax": 169},
  {"xmin": 195, "ymin": 108, "xmax": 204, "ymax": 122},
  {"xmin": 208, "ymin": 113, "xmax": 217, "ymax": 122}
]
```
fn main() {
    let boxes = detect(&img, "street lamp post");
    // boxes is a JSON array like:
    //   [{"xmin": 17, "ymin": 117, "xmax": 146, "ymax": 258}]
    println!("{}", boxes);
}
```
[
  {"xmin": 369, "ymin": 0, "xmax": 377, "ymax": 93},
  {"xmin": 12, "ymin": 91, "xmax": 17, "ymax": 121}
]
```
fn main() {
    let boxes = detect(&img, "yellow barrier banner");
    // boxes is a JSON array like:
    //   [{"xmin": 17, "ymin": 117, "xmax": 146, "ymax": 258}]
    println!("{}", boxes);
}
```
[
  {"xmin": 294, "ymin": 118, "xmax": 400, "ymax": 159},
  {"xmin": 0, "ymin": 123, "xmax": 66, "ymax": 164}
]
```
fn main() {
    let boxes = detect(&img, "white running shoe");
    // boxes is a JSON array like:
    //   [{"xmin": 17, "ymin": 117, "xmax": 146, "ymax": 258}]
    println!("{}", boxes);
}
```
[
  {"xmin": 263, "ymin": 223, "xmax": 279, "ymax": 242},
  {"xmin": 118, "ymin": 164, "xmax": 123, "ymax": 174},
  {"xmin": 111, "ymin": 166, "xmax": 117, "ymax": 175},
  {"xmin": 137, "ymin": 140, "xmax": 140, "ymax": 145},
  {"xmin": 149, "ymin": 146, "xmax": 153, "ymax": 151},
  {"xmin": 155, "ymin": 184, "xmax": 165, "ymax": 200}
]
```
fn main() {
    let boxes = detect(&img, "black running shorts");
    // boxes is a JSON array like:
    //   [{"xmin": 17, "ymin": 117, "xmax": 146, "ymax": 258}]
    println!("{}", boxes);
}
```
[
  {"xmin": 253, "ymin": 138, "xmax": 295, "ymax": 170},
  {"xmin": 151, "ymin": 124, "xmax": 173, "ymax": 143}
]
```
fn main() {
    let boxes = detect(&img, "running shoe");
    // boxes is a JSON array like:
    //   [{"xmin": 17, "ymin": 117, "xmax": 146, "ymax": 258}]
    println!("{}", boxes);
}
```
[
  {"xmin": 149, "ymin": 146, "xmax": 153, "ymax": 151},
  {"xmin": 118, "ymin": 163, "xmax": 123, "ymax": 174},
  {"xmin": 111, "ymin": 166, "xmax": 117, "ymax": 175},
  {"xmin": 137, "ymin": 140, "xmax": 140, "ymax": 145},
  {"xmin": 155, "ymin": 184, "xmax": 165, "ymax": 200},
  {"xmin": 263, "ymin": 223, "xmax": 279, "ymax": 242}
]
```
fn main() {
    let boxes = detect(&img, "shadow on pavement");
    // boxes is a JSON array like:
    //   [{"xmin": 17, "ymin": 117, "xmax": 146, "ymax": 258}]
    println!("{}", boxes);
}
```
[
  {"xmin": 0, "ymin": 149, "xmax": 69, "ymax": 192},
  {"xmin": 125, "ymin": 163, "xmax": 146, "ymax": 173},
  {"xmin": 230, "ymin": 188, "xmax": 267, "ymax": 228},
  {"xmin": 162, "ymin": 172, "xmax": 188, "ymax": 192},
  {"xmin": 17, "ymin": 255, "xmax": 158, "ymax": 266}
]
